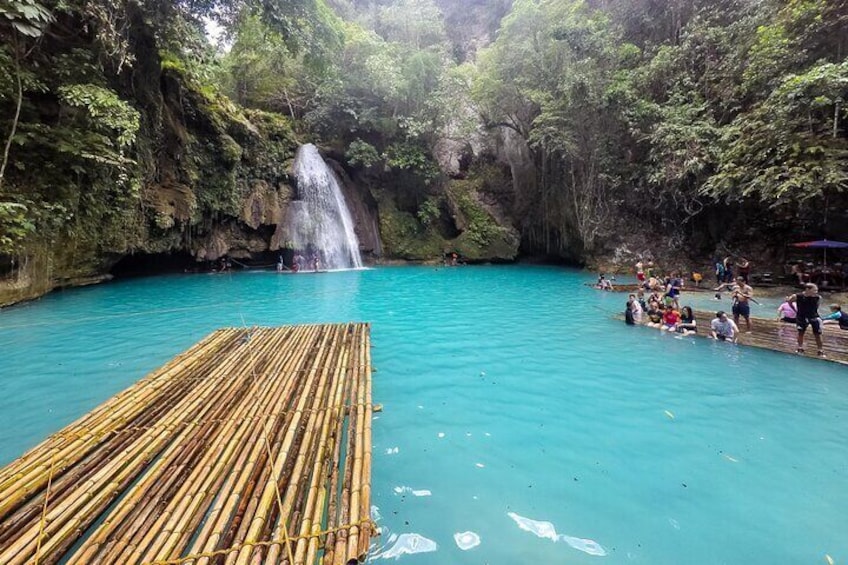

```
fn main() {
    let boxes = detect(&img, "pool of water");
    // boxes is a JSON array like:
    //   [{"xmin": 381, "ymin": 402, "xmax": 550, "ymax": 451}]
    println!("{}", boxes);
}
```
[{"xmin": 1, "ymin": 266, "xmax": 846, "ymax": 564}]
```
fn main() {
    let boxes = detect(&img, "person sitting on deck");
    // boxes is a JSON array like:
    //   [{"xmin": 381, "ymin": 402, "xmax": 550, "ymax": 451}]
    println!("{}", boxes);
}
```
[
  {"xmin": 710, "ymin": 311, "xmax": 739, "ymax": 343},
  {"xmin": 823, "ymin": 304, "xmax": 848, "ymax": 330},
  {"xmin": 637, "ymin": 290, "xmax": 648, "ymax": 312},
  {"xmin": 790, "ymin": 263, "xmax": 809, "ymax": 286},
  {"xmin": 794, "ymin": 283, "xmax": 825, "ymax": 357},
  {"xmin": 661, "ymin": 307, "xmax": 681, "ymax": 331},
  {"xmin": 597, "ymin": 274, "xmax": 613, "ymax": 291},
  {"xmin": 777, "ymin": 296, "xmax": 797, "ymax": 324},
  {"xmin": 646, "ymin": 302, "xmax": 664, "ymax": 328},
  {"xmin": 678, "ymin": 306, "xmax": 697, "ymax": 335}
]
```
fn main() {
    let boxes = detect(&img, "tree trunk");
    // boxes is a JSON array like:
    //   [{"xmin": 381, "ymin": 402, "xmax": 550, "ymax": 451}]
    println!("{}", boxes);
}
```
[{"xmin": 0, "ymin": 40, "xmax": 23, "ymax": 193}]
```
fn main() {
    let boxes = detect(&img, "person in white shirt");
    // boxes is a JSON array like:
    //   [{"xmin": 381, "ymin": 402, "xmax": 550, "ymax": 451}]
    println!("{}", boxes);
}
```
[
  {"xmin": 629, "ymin": 293, "xmax": 643, "ymax": 322},
  {"xmin": 710, "ymin": 311, "xmax": 739, "ymax": 343}
]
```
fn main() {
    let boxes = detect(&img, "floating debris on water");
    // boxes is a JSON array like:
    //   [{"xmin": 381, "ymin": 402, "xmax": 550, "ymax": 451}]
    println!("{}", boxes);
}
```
[
  {"xmin": 507, "ymin": 512, "xmax": 607, "ymax": 556},
  {"xmin": 393, "ymin": 486, "xmax": 431, "ymax": 497},
  {"xmin": 454, "ymin": 531, "xmax": 481, "ymax": 550},
  {"xmin": 723, "ymin": 454, "xmax": 739, "ymax": 463},
  {"xmin": 665, "ymin": 410, "xmax": 675, "ymax": 420},
  {"xmin": 385, "ymin": 447, "xmax": 399, "ymax": 455},
  {"xmin": 377, "ymin": 533, "xmax": 438, "ymax": 559}
]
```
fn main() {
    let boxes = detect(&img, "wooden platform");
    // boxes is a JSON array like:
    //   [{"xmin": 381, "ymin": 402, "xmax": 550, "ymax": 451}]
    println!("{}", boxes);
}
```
[
  {"xmin": 641, "ymin": 311, "xmax": 848, "ymax": 365},
  {"xmin": 0, "ymin": 324, "xmax": 374, "ymax": 565},
  {"xmin": 588, "ymin": 283, "xmax": 714, "ymax": 293}
]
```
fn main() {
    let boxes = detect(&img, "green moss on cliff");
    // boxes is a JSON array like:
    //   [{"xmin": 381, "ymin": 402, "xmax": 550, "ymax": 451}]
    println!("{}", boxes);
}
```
[
  {"xmin": 446, "ymin": 175, "xmax": 518, "ymax": 261},
  {"xmin": 377, "ymin": 193, "xmax": 446, "ymax": 260}
]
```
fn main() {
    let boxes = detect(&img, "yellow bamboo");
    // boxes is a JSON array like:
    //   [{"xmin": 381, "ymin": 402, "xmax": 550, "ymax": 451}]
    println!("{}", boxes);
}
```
[
  {"xmin": 0, "ymin": 324, "xmax": 376, "ymax": 565},
  {"xmin": 3, "ymin": 330, "xmax": 250, "ymax": 563},
  {"xmin": 260, "ymin": 326, "xmax": 344, "ymax": 565}
]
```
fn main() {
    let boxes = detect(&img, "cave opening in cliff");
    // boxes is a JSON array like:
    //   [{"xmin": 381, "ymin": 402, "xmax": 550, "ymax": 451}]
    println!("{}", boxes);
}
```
[{"xmin": 110, "ymin": 251, "xmax": 199, "ymax": 279}]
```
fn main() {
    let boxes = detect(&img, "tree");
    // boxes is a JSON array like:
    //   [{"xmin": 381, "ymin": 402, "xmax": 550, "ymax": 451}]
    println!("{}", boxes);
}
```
[{"xmin": 0, "ymin": 0, "xmax": 52, "ymax": 191}]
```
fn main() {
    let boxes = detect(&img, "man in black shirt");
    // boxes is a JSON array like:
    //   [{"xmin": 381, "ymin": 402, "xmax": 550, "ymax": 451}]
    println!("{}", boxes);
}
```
[{"xmin": 795, "ymin": 283, "xmax": 824, "ymax": 357}]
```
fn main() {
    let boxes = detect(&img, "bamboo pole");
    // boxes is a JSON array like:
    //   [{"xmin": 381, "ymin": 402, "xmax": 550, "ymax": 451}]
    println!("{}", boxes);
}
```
[
  {"xmin": 1, "ymin": 330, "xmax": 251, "ymax": 564},
  {"xmin": 188, "ymin": 327, "xmax": 317, "ymax": 564},
  {"xmin": 332, "ymin": 351, "xmax": 358, "ymax": 565},
  {"xmin": 0, "ymin": 330, "xmax": 230, "ymax": 488},
  {"xmin": 259, "ymin": 326, "xmax": 345, "ymax": 565},
  {"xmin": 292, "ymin": 332, "xmax": 350, "ymax": 564},
  {"xmin": 357, "ymin": 324, "xmax": 374, "ymax": 560},
  {"xmin": 0, "ymin": 324, "xmax": 376, "ymax": 565},
  {"xmin": 134, "ymin": 327, "xmax": 297, "ymax": 562}
]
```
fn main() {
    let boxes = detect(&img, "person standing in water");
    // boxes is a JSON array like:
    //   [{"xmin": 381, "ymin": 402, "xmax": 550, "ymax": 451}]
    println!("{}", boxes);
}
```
[
  {"xmin": 794, "ymin": 283, "xmax": 825, "ymax": 357},
  {"xmin": 716, "ymin": 276, "xmax": 758, "ymax": 332}
]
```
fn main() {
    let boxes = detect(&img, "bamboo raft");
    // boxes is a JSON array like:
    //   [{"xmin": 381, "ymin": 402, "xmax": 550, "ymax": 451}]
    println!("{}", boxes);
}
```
[
  {"xmin": 637, "ymin": 311, "xmax": 848, "ymax": 365},
  {"xmin": 0, "ymin": 323, "xmax": 375, "ymax": 565}
]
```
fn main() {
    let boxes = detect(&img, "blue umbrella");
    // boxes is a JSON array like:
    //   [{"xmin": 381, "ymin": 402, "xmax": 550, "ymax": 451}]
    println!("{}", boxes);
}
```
[{"xmin": 791, "ymin": 239, "xmax": 848, "ymax": 272}]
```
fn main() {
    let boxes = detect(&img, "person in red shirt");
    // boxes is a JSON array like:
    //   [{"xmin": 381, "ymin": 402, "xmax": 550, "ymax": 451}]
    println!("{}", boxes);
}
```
[{"xmin": 661, "ymin": 308, "xmax": 680, "ymax": 331}]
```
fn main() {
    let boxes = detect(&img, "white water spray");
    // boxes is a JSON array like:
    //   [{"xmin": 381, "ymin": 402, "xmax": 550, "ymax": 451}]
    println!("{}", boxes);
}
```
[{"xmin": 288, "ymin": 144, "xmax": 363, "ymax": 270}]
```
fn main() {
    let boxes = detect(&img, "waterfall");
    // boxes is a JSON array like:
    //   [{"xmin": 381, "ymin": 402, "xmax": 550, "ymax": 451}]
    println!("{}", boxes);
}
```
[{"xmin": 287, "ymin": 144, "xmax": 363, "ymax": 270}]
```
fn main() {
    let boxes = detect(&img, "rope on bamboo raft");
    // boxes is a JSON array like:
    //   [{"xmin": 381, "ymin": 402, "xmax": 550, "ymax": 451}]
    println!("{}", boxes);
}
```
[
  {"xmin": 15, "ymin": 401, "xmax": 380, "ymax": 450},
  {"xmin": 139, "ymin": 518, "xmax": 378, "ymax": 565},
  {"xmin": 32, "ymin": 453, "xmax": 56, "ymax": 565},
  {"xmin": 240, "ymin": 319, "xmax": 297, "ymax": 565},
  {"xmin": 0, "ymin": 324, "xmax": 377, "ymax": 564}
]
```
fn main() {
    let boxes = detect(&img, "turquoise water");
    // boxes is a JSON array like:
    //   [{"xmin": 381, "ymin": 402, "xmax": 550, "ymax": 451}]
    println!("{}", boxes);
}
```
[{"xmin": 1, "ymin": 266, "xmax": 846, "ymax": 564}]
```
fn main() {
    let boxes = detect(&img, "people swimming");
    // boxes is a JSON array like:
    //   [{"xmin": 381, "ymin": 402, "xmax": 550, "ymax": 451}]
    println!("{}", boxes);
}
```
[{"xmin": 596, "ymin": 274, "xmax": 614, "ymax": 291}]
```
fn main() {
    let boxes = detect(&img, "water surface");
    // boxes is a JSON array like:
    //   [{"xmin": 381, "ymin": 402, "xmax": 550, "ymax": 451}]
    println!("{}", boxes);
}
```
[{"xmin": 1, "ymin": 266, "xmax": 846, "ymax": 564}]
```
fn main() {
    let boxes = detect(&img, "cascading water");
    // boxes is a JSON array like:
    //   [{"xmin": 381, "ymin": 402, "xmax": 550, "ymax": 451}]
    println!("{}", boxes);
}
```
[{"xmin": 287, "ymin": 144, "xmax": 363, "ymax": 270}]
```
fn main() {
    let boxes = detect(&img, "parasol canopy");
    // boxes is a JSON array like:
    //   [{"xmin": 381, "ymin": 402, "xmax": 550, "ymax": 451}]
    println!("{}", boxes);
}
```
[
  {"xmin": 790, "ymin": 239, "xmax": 848, "ymax": 276},
  {"xmin": 790, "ymin": 239, "xmax": 848, "ymax": 249}
]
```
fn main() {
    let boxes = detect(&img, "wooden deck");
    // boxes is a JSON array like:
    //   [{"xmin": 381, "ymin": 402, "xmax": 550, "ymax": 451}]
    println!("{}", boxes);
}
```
[
  {"xmin": 0, "ymin": 323, "xmax": 375, "ymax": 565},
  {"xmin": 641, "ymin": 311, "xmax": 848, "ymax": 365}
]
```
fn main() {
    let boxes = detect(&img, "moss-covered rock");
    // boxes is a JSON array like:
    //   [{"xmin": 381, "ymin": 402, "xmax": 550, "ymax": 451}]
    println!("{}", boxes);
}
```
[
  {"xmin": 444, "ymin": 176, "xmax": 519, "ymax": 261},
  {"xmin": 375, "ymin": 192, "xmax": 447, "ymax": 260}
]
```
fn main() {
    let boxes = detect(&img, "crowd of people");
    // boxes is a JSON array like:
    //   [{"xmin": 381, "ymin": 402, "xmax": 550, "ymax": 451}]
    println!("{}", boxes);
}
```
[
  {"xmin": 276, "ymin": 251, "xmax": 321, "ymax": 273},
  {"xmin": 622, "ymin": 259, "xmax": 846, "ymax": 358}
]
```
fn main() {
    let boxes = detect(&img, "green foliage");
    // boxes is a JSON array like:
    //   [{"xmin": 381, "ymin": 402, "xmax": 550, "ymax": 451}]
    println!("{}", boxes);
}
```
[
  {"xmin": 58, "ymin": 84, "xmax": 140, "ymax": 148},
  {"xmin": 383, "ymin": 141, "xmax": 440, "ymax": 182},
  {"xmin": 0, "ymin": 200, "xmax": 33, "ymax": 253},
  {"xmin": 346, "ymin": 139, "xmax": 380, "ymax": 167},
  {"xmin": 416, "ymin": 196, "xmax": 440, "ymax": 226},
  {"xmin": 0, "ymin": 0, "xmax": 53, "ymax": 37},
  {"xmin": 705, "ymin": 61, "xmax": 848, "ymax": 204}
]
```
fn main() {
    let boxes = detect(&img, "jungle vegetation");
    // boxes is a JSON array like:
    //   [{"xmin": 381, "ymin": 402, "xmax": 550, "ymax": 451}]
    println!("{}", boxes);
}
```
[{"xmin": 1, "ymin": 0, "xmax": 846, "ymax": 264}]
